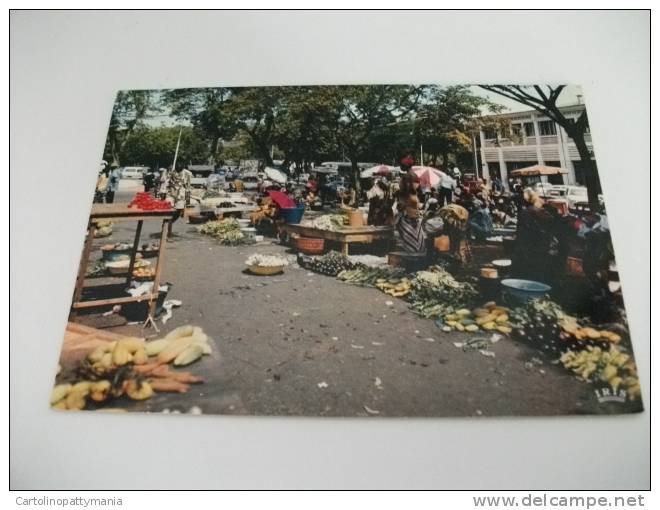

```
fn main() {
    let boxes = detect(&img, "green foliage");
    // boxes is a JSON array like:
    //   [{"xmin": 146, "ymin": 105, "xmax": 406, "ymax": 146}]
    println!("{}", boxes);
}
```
[
  {"xmin": 103, "ymin": 85, "xmax": 506, "ymax": 175},
  {"xmin": 103, "ymin": 90, "xmax": 158, "ymax": 165},
  {"xmin": 119, "ymin": 126, "xmax": 209, "ymax": 169}
]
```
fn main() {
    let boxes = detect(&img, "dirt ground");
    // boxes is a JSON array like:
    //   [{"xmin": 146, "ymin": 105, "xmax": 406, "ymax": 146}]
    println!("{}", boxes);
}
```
[{"xmin": 80, "ymin": 182, "xmax": 641, "ymax": 417}]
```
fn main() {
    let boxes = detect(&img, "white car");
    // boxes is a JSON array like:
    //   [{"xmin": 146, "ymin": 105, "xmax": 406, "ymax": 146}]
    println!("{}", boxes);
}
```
[
  {"xmin": 564, "ymin": 186, "xmax": 588, "ymax": 208},
  {"xmin": 121, "ymin": 166, "xmax": 148, "ymax": 179}
]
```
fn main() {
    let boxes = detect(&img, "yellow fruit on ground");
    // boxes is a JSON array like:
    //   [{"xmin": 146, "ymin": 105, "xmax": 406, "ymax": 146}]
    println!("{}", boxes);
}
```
[
  {"xmin": 112, "ymin": 343, "xmax": 132, "ymax": 366},
  {"xmin": 496, "ymin": 314, "xmax": 509, "ymax": 323},
  {"xmin": 482, "ymin": 322, "xmax": 497, "ymax": 330},
  {"xmin": 496, "ymin": 325, "xmax": 512, "ymax": 334},
  {"xmin": 50, "ymin": 384, "xmax": 72, "ymax": 405},
  {"xmin": 465, "ymin": 325, "xmax": 479, "ymax": 332}
]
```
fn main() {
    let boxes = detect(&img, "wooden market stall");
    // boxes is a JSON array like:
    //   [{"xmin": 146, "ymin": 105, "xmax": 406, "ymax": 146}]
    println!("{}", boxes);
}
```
[
  {"xmin": 70, "ymin": 204, "xmax": 174, "ymax": 320},
  {"xmin": 283, "ymin": 223, "xmax": 393, "ymax": 255}
]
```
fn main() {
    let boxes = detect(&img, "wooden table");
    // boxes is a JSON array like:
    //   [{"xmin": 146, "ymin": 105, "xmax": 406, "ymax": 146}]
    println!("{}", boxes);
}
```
[
  {"xmin": 70, "ymin": 204, "xmax": 174, "ymax": 320},
  {"xmin": 283, "ymin": 224, "xmax": 394, "ymax": 255}
]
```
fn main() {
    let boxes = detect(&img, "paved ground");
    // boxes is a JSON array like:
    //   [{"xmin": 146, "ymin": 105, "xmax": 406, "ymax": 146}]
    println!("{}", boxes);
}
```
[{"xmin": 84, "ymin": 180, "xmax": 639, "ymax": 417}]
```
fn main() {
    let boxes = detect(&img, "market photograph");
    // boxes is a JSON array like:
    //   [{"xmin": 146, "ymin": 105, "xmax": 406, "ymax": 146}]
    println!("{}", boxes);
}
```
[{"xmin": 51, "ymin": 84, "xmax": 642, "ymax": 417}]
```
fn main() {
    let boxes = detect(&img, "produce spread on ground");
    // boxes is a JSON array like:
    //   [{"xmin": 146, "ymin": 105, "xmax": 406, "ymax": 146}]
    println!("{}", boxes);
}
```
[{"xmin": 60, "ymin": 177, "xmax": 642, "ymax": 417}]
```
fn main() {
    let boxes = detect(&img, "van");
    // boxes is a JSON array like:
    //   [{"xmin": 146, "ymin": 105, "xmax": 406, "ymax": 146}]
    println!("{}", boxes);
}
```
[{"xmin": 121, "ymin": 166, "xmax": 148, "ymax": 179}]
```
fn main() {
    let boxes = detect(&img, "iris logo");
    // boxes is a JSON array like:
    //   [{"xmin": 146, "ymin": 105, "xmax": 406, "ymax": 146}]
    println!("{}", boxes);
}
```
[{"xmin": 594, "ymin": 386, "xmax": 627, "ymax": 403}]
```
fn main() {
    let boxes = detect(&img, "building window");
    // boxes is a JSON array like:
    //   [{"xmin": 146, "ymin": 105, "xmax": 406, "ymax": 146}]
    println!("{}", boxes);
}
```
[
  {"xmin": 538, "ymin": 120, "xmax": 557, "ymax": 136},
  {"xmin": 484, "ymin": 128, "xmax": 497, "ymax": 140},
  {"xmin": 524, "ymin": 122, "xmax": 535, "ymax": 137},
  {"xmin": 511, "ymin": 123, "xmax": 522, "ymax": 137}
]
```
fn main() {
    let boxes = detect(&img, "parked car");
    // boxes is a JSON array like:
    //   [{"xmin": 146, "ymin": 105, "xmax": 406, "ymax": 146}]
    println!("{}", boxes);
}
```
[
  {"xmin": 190, "ymin": 177, "xmax": 207, "ymax": 189},
  {"xmin": 241, "ymin": 174, "xmax": 260, "ymax": 191},
  {"xmin": 121, "ymin": 166, "xmax": 148, "ymax": 179}
]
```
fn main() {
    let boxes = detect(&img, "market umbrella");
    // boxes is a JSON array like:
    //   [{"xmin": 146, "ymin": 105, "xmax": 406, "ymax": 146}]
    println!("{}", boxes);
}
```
[
  {"xmin": 360, "ymin": 164, "xmax": 397, "ymax": 178},
  {"xmin": 264, "ymin": 166, "xmax": 288, "ymax": 184},
  {"xmin": 266, "ymin": 190, "xmax": 296, "ymax": 209},
  {"xmin": 510, "ymin": 164, "xmax": 568, "ymax": 177},
  {"xmin": 411, "ymin": 166, "xmax": 447, "ymax": 188}
]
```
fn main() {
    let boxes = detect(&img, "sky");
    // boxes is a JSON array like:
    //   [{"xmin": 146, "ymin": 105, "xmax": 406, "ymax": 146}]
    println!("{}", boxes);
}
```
[{"xmin": 470, "ymin": 84, "xmax": 585, "ymax": 113}]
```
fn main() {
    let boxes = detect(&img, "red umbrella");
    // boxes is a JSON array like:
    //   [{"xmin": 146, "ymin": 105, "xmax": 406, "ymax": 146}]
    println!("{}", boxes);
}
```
[
  {"xmin": 411, "ymin": 166, "xmax": 446, "ymax": 188},
  {"xmin": 267, "ymin": 190, "xmax": 296, "ymax": 209}
]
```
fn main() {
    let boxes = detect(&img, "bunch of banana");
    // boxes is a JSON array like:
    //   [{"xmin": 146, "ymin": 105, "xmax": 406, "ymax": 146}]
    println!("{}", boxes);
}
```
[
  {"xmin": 441, "ymin": 302, "xmax": 513, "ymax": 334},
  {"xmin": 337, "ymin": 267, "xmax": 406, "ymax": 287},
  {"xmin": 375, "ymin": 277, "xmax": 412, "ymax": 297},
  {"xmin": 51, "ymin": 377, "xmax": 154, "ymax": 410},
  {"xmin": 559, "ymin": 320, "xmax": 622, "ymax": 344},
  {"xmin": 560, "ymin": 345, "xmax": 641, "ymax": 400},
  {"xmin": 51, "ymin": 325, "xmax": 213, "ymax": 411}
]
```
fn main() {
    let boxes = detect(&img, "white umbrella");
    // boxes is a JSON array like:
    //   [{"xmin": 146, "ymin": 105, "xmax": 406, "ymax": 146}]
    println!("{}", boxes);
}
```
[
  {"xmin": 360, "ymin": 164, "xmax": 398, "ymax": 178},
  {"xmin": 411, "ymin": 166, "xmax": 447, "ymax": 188},
  {"xmin": 264, "ymin": 167, "xmax": 288, "ymax": 184}
]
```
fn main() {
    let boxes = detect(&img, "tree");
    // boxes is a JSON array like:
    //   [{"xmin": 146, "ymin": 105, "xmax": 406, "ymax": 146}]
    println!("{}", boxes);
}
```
[
  {"xmin": 104, "ymin": 90, "xmax": 156, "ymax": 165},
  {"xmin": 119, "ymin": 126, "xmax": 209, "ymax": 169},
  {"xmin": 161, "ymin": 88, "xmax": 235, "ymax": 163},
  {"xmin": 414, "ymin": 86, "xmax": 506, "ymax": 169},
  {"xmin": 317, "ymin": 85, "xmax": 426, "ymax": 188},
  {"xmin": 479, "ymin": 85, "xmax": 600, "ymax": 210},
  {"xmin": 224, "ymin": 87, "xmax": 292, "ymax": 167}
]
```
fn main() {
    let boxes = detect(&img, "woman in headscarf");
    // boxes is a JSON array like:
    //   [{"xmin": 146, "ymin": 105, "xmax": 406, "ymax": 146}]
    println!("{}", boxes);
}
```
[
  {"xmin": 394, "ymin": 173, "xmax": 426, "ymax": 253},
  {"xmin": 438, "ymin": 203, "xmax": 472, "ymax": 266},
  {"xmin": 511, "ymin": 188, "xmax": 561, "ymax": 283}
]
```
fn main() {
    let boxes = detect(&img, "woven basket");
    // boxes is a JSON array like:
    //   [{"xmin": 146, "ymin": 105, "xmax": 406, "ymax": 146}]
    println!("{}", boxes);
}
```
[
  {"xmin": 247, "ymin": 264, "xmax": 284, "ymax": 276},
  {"xmin": 295, "ymin": 236, "xmax": 325, "ymax": 255}
]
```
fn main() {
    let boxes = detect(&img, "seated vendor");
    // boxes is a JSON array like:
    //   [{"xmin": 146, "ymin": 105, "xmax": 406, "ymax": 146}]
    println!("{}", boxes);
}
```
[{"xmin": 468, "ymin": 200, "xmax": 494, "ymax": 242}]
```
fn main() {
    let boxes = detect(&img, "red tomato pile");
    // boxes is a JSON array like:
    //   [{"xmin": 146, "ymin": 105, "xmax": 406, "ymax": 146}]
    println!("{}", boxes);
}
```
[{"xmin": 129, "ymin": 192, "xmax": 172, "ymax": 211}]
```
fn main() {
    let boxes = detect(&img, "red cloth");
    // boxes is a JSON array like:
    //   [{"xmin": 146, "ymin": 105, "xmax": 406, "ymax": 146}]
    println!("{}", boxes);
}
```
[
  {"xmin": 400, "ymin": 156, "xmax": 414, "ymax": 167},
  {"xmin": 267, "ymin": 190, "xmax": 296, "ymax": 209}
]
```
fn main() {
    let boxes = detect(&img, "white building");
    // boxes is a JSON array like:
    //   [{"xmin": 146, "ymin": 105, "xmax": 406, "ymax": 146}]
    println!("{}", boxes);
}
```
[{"xmin": 478, "ymin": 103, "xmax": 595, "ymax": 190}]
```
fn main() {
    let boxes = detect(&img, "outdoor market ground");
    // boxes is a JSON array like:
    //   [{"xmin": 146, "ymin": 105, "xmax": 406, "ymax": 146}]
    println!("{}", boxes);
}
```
[{"xmin": 82, "ymin": 182, "xmax": 641, "ymax": 417}]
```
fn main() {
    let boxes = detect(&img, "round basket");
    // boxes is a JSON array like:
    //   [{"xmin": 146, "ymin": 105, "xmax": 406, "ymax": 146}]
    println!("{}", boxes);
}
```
[
  {"xmin": 248, "ymin": 264, "xmax": 284, "ymax": 276},
  {"xmin": 295, "ymin": 236, "xmax": 325, "ymax": 255}
]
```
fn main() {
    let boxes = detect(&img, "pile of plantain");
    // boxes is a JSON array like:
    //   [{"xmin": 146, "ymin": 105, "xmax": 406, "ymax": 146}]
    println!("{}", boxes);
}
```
[
  {"xmin": 560, "ymin": 345, "xmax": 641, "ymax": 400},
  {"xmin": 374, "ymin": 277, "xmax": 412, "ymax": 297},
  {"xmin": 51, "ymin": 325, "xmax": 212, "ymax": 411},
  {"xmin": 440, "ymin": 302, "xmax": 513, "ymax": 334}
]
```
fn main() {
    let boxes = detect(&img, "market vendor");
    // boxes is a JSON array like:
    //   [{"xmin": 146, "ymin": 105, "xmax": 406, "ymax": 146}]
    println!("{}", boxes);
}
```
[
  {"xmin": 166, "ymin": 166, "xmax": 191, "ymax": 238},
  {"xmin": 394, "ymin": 172, "xmax": 426, "ymax": 253},
  {"xmin": 468, "ymin": 199, "xmax": 494, "ymax": 242},
  {"xmin": 511, "ymin": 189, "xmax": 565, "ymax": 284},
  {"xmin": 339, "ymin": 184, "xmax": 358, "ymax": 210},
  {"xmin": 367, "ymin": 179, "xmax": 394, "ymax": 226},
  {"xmin": 399, "ymin": 154, "xmax": 415, "ymax": 174},
  {"xmin": 438, "ymin": 203, "xmax": 472, "ymax": 266},
  {"xmin": 94, "ymin": 163, "xmax": 108, "ymax": 203}
]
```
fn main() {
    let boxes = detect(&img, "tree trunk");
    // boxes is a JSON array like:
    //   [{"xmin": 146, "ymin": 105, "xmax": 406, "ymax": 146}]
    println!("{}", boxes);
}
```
[
  {"xmin": 570, "ymin": 132, "xmax": 601, "ymax": 212},
  {"xmin": 350, "ymin": 158, "xmax": 360, "ymax": 193}
]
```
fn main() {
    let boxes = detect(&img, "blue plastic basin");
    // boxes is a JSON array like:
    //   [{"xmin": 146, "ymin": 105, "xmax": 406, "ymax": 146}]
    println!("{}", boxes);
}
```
[
  {"xmin": 280, "ymin": 205, "xmax": 305, "ymax": 224},
  {"xmin": 501, "ymin": 278, "xmax": 551, "ymax": 303}
]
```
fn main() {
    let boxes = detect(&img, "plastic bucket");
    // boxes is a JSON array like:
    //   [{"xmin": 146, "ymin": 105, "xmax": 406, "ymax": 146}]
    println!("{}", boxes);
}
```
[{"xmin": 280, "ymin": 205, "xmax": 305, "ymax": 224}]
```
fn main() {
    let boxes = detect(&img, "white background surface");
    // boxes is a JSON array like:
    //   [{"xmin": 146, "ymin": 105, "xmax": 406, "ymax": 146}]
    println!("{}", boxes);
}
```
[{"xmin": 10, "ymin": 10, "xmax": 650, "ymax": 489}]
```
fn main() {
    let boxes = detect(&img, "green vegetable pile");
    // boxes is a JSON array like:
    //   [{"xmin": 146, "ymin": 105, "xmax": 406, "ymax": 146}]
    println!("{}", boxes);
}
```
[
  {"xmin": 408, "ymin": 266, "xmax": 478, "ymax": 318},
  {"xmin": 198, "ymin": 218, "xmax": 246, "ymax": 245},
  {"xmin": 337, "ymin": 266, "xmax": 407, "ymax": 287},
  {"xmin": 301, "ymin": 251, "xmax": 363, "ymax": 276}
]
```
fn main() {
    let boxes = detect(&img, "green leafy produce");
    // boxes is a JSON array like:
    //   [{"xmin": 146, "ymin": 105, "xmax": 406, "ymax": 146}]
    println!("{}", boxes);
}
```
[
  {"xmin": 337, "ymin": 266, "xmax": 406, "ymax": 287},
  {"xmin": 198, "ymin": 219, "xmax": 246, "ymax": 245},
  {"xmin": 408, "ymin": 266, "xmax": 478, "ymax": 318}
]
